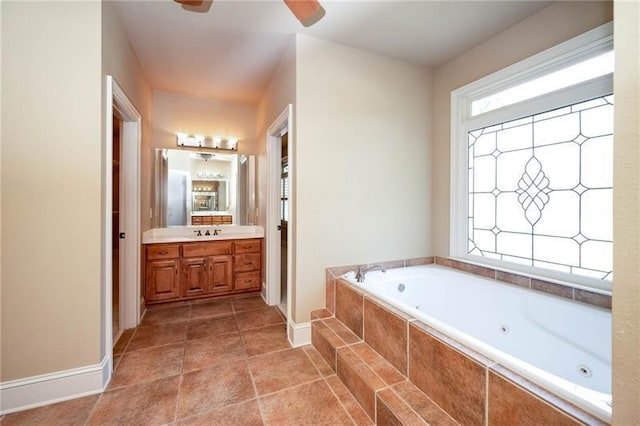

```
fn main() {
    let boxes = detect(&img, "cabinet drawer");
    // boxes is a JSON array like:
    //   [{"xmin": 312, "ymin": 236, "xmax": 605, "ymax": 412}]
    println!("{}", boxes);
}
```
[
  {"xmin": 191, "ymin": 216, "xmax": 203, "ymax": 225},
  {"xmin": 183, "ymin": 241, "xmax": 232, "ymax": 257},
  {"xmin": 146, "ymin": 244, "xmax": 180, "ymax": 260},
  {"xmin": 235, "ymin": 271, "xmax": 261, "ymax": 290},
  {"xmin": 235, "ymin": 253, "xmax": 261, "ymax": 272},
  {"xmin": 234, "ymin": 239, "xmax": 261, "ymax": 254}
]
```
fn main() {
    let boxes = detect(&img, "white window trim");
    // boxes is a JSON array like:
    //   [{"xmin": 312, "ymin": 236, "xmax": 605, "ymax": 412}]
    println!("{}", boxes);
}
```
[{"xmin": 450, "ymin": 22, "xmax": 613, "ymax": 292}]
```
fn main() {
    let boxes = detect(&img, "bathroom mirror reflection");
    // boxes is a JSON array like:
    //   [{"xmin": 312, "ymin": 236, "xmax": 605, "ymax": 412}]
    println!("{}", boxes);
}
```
[{"xmin": 152, "ymin": 149, "xmax": 256, "ymax": 227}]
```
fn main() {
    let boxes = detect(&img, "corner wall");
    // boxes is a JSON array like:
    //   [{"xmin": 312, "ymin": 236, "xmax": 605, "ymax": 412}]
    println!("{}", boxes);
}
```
[
  {"xmin": 102, "ymin": 1, "xmax": 153, "ymax": 233},
  {"xmin": 255, "ymin": 37, "xmax": 297, "ymax": 301},
  {"xmin": 256, "ymin": 37, "xmax": 296, "ymax": 229},
  {"xmin": 1, "ymin": 1, "xmax": 103, "ymax": 381},
  {"xmin": 294, "ymin": 35, "xmax": 432, "ymax": 323},
  {"xmin": 431, "ymin": 1, "xmax": 613, "ymax": 256}
]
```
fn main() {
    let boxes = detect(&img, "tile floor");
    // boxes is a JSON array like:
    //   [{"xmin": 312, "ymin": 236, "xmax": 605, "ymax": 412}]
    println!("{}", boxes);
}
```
[{"xmin": 1, "ymin": 294, "xmax": 371, "ymax": 426}]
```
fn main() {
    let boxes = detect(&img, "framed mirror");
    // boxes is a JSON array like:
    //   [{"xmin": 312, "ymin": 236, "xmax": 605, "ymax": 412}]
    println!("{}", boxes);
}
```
[{"xmin": 152, "ymin": 149, "xmax": 256, "ymax": 227}]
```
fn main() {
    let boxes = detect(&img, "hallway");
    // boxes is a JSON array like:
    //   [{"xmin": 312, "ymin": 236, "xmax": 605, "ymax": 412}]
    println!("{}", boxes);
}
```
[{"xmin": 1, "ymin": 294, "xmax": 370, "ymax": 425}]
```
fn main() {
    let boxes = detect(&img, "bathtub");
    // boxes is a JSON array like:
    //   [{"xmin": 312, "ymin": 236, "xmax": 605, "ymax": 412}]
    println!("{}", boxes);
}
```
[{"xmin": 341, "ymin": 264, "xmax": 612, "ymax": 423}]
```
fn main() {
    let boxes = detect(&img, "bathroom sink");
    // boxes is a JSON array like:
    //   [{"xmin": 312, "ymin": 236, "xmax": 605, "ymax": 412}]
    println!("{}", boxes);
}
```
[{"xmin": 142, "ymin": 226, "xmax": 264, "ymax": 244}]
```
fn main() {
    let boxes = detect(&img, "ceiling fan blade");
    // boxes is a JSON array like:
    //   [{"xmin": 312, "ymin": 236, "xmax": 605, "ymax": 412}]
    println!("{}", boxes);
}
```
[
  {"xmin": 283, "ymin": 0, "xmax": 325, "ymax": 27},
  {"xmin": 175, "ymin": 0, "xmax": 203, "ymax": 5},
  {"xmin": 174, "ymin": 0, "xmax": 213, "ymax": 13}
]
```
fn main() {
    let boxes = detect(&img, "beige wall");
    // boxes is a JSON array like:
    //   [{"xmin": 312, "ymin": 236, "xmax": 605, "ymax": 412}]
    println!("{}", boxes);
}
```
[
  {"xmin": 612, "ymin": 0, "xmax": 640, "ymax": 421},
  {"xmin": 152, "ymin": 91, "xmax": 258, "ymax": 155},
  {"xmin": 256, "ymin": 37, "xmax": 296, "ymax": 150},
  {"xmin": 294, "ymin": 35, "xmax": 432, "ymax": 323},
  {"xmin": 255, "ymin": 37, "xmax": 296, "ymax": 299},
  {"xmin": 1, "ymin": 1, "xmax": 102, "ymax": 380},
  {"xmin": 102, "ymin": 1, "xmax": 153, "ymax": 233},
  {"xmin": 256, "ymin": 36, "xmax": 296, "ymax": 231},
  {"xmin": 101, "ymin": 1, "xmax": 153, "ymax": 358},
  {"xmin": 431, "ymin": 1, "xmax": 613, "ymax": 256}
]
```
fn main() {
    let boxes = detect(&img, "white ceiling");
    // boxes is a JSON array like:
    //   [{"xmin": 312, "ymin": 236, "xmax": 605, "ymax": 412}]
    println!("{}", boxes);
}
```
[{"xmin": 113, "ymin": 0, "xmax": 552, "ymax": 104}]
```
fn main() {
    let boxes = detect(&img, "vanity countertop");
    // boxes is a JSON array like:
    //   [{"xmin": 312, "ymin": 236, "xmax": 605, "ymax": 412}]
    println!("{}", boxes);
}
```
[
  {"xmin": 143, "ymin": 225, "xmax": 264, "ymax": 244},
  {"xmin": 191, "ymin": 211, "xmax": 232, "ymax": 217}
]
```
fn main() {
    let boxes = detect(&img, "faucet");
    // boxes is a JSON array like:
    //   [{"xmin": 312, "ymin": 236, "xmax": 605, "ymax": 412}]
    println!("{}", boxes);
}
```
[
  {"xmin": 213, "ymin": 228, "xmax": 221, "ymax": 236},
  {"xmin": 204, "ymin": 230, "xmax": 211, "ymax": 236},
  {"xmin": 355, "ymin": 264, "xmax": 386, "ymax": 283},
  {"xmin": 194, "ymin": 230, "xmax": 202, "ymax": 237}
]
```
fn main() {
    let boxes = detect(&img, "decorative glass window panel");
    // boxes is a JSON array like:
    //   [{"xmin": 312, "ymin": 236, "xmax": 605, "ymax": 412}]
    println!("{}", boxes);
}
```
[
  {"xmin": 471, "ymin": 51, "xmax": 614, "ymax": 116},
  {"xmin": 467, "ymin": 95, "xmax": 613, "ymax": 281}
]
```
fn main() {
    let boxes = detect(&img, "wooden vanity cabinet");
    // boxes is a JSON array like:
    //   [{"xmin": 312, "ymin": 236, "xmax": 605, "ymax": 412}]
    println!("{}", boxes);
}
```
[
  {"xmin": 145, "ymin": 238, "xmax": 262, "ymax": 303},
  {"xmin": 180, "ymin": 241, "xmax": 233, "ymax": 297},
  {"xmin": 180, "ymin": 255, "xmax": 233, "ymax": 297}
]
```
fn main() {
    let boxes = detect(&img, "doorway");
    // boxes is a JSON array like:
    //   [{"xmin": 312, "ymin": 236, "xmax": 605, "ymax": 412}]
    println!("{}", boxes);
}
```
[
  {"xmin": 112, "ymin": 113, "xmax": 122, "ymax": 342},
  {"xmin": 266, "ymin": 105, "xmax": 293, "ymax": 338},
  {"xmin": 104, "ymin": 76, "xmax": 141, "ymax": 375},
  {"xmin": 279, "ymin": 133, "xmax": 289, "ymax": 315}
]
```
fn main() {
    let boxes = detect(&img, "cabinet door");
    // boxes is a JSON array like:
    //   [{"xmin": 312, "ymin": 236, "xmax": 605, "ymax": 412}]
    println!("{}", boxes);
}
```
[
  {"xmin": 209, "ymin": 255, "xmax": 232, "ymax": 294},
  {"xmin": 146, "ymin": 259, "xmax": 180, "ymax": 301},
  {"xmin": 181, "ymin": 257, "xmax": 208, "ymax": 297}
]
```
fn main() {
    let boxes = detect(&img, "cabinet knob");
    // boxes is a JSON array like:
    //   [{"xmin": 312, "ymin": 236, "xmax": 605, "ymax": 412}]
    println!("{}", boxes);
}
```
[{"xmin": 158, "ymin": 250, "xmax": 168, "ymax": 255}]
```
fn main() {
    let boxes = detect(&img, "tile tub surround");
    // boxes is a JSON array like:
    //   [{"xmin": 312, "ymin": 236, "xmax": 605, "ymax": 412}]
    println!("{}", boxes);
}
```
[
  {"xmin": 363, "ymin": 296, "xmax": 410, "ymax": 375},
  {"xmin": 320, "ymin": 276, "xmax": 608, "ymax": 425},
  {"xmin": 335, "ymin": 280, "xmax": 366, "ymax": 338},
  {"xmin": 326, "ymin": 256, "xmax": 435, "ymax": 284},
  {"xmin": 326, "ymin": 257, "xmax": 611, "ymax": 312},
  {"xmin": 434, "ymin": 257, "xmax": 611, "ymax": 310},
  {"xmin": 409, "ymin": 322, "xmax": 490, "ymax": 425},
  {"xmin": 376, "ymin": 383, "xmax": 459, "ymax": 426}
]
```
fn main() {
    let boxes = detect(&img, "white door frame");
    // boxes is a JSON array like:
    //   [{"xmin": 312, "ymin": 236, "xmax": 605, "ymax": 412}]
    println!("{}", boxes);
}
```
[
  {"xmin": 104, "ymin": 76, "xmax": 141, "ymax": 372},
  {"xmin": 266, "ymin": 105, "xmax": 293, "ymax": 327}
]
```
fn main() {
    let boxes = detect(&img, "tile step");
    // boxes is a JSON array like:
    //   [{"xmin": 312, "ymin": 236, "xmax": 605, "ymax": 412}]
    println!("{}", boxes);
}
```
[{"xmin": 310, "ymin": 311, "xmax": 457, "ymax": 425}]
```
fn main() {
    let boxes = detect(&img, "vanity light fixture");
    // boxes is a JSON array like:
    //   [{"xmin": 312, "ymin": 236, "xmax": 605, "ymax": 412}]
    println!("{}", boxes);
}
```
[
  {"xmin": 176, "ymin": 133, "xmax": 239, "ymax": 151},
  {"xmin": 197, "ymin": 153, "xmax": 215, "ymax": 161},
  {"xmin": 227, "ymin": 137, "xmax": 238, "ymax": 150}
]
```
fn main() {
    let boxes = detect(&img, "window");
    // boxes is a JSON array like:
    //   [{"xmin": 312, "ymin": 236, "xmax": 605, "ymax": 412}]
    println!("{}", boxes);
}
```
[
  {"xmin": 451, "ymin": 23, "xmax": 613, "ymax": 290},
  {"xmin": 280, "ymin": 159, "xmax": 289, "ymax": 222},
  {"xmin": 471, "ymin": 51, "xmax": 614, "ymax": 116}
]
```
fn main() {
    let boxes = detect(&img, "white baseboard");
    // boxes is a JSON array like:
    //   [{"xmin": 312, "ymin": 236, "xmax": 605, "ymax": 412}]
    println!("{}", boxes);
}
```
[
  {"xmin": 287, "ymin": 321, "xmax": 311, "ymax": 347},
  {"xmin": 0, "ymin": 356, "xmax": 110, "ymax": 415}
]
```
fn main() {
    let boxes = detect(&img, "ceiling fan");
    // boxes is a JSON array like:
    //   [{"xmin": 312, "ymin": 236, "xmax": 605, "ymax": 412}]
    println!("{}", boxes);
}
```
[{"xmin": 174, "ymin": 0, "xmax": 326, "ymax": 27}]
